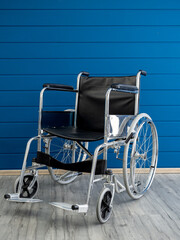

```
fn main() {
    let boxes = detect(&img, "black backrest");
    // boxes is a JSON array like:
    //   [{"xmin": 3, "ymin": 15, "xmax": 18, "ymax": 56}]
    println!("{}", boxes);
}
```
[{"xmin": 77, "ymin": 75, "xmax": 137, "ymax": 132}]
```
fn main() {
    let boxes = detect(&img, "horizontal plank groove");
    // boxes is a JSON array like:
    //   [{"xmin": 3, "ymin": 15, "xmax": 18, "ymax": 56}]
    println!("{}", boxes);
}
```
[
  {"xmin": 2, "ymin": 57, "xmax": 162, "ymax": 59},
  {"xmin": 2, "ymin": 8, "xmax": 180, "ymax": 10},
  {"xmin": 1, "ymin": 10, "xmax": 180, "ymax": 26},
  {"xmin": 2, "ymin": 41, "xmax": 180, "ymax": 44},
  {"xmin": 1, "ymin": 1, "xmax": 180, "ymax": 10},
  {"xmin": 2, "ymin": 25, "xmax": 180, "ymax": 27},
  {"xmin": 0, "ymin": 8, "xmax": 179, "ymax": 10},
  {"xmin": 2, "ymin": 57, "xmax": 180, "ymax": 59},
  {"xmin": 2, "ymin": 57, "xmax": 180, "ymax": 60}
]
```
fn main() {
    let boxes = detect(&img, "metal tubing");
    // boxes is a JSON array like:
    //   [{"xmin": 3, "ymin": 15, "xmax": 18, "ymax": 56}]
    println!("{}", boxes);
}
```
[
  {"xmin": 17, "ymin": 136, "xmax": 39, "ymax": 194},
  {"xmin": 74, "ymin": 72, "xmax": 83, "ymax": 127},
  {"xmin": 38, "ymin": 87, "xmax": 47, "ymax": 151},
  {"xmin": 134, "ymin": 71, "xmax": 141, "ymax": 115},
  {"xmin": 76, "ymin": 141, "xmax": 92, "ymax": 158},
  {"xmin": 104, "ymin": 88, "xmax": 112, "ymax": 160},
  {"xmin": 86, "ymin": 140, "xmax": 123, "ymax": 205},
  {"xmin": 86, "ymin": 143, "xmax": 105, "ymax": 204},
  {"xmin": 74, "ymin": 72, "xmax": 89, "ymax": 127}
]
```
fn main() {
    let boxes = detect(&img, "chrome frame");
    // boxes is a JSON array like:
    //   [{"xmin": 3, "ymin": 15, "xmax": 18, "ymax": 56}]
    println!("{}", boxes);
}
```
[
  {"xmin": 6, "ymin": 70, "xmax": 146, "ymax": 214},
  {"xmin": 74, "ymin": 72, "xmax": 83, "ymax": 127},
  {"xmin": 135, "ymin": 71, "xmax": 141, "ymax": 115}
]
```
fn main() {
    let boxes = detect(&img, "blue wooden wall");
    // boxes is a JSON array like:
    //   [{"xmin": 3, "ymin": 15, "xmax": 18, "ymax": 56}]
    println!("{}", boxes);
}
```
[{"xmin": 0, "ymin": 0, "xmax": 180, "ymax": 169}]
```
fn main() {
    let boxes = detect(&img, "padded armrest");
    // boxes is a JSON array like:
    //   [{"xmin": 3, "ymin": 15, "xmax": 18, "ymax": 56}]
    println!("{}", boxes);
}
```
[
  {"xmin": 111, "ymin": 84, "xmax": 138, "ymax": 93},
  {"xmin": 43, "ymin": 83, "xmax": 74, "ymax": 90}
]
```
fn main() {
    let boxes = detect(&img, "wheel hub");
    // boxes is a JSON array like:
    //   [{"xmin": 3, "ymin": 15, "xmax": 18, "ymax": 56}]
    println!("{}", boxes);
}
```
[
  {"xmin": 63, "ymin": 143, "xmax": 73, "ymax": 150},
  {"xmin": 134, "ymin": 151, "xmax": 147, "ymax": 161}
]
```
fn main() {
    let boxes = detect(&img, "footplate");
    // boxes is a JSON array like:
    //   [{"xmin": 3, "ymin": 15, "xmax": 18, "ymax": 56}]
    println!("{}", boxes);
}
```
[
  {"xmin": 4, "ymin": 193, "xmax": 43, "ymax": 203},
  {"xmin": 49, "ymin": 202, "xmax": 88, "ymax": 213}
]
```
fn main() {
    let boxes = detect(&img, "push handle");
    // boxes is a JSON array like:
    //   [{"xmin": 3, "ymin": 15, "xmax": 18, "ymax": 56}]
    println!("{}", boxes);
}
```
[
  {"xmin": 139, "ymin": 70, "xmax": 147, "ymax": 76},
  {"xmin": 81, "ymin": 71, "xmax": 90, "ymax": 76}
]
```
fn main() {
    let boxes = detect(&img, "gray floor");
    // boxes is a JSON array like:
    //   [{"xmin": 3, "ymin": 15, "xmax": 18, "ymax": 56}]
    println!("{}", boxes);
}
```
[{"xmin": 0, "ymin": 174, "xmax": 180, "ymax": 240}]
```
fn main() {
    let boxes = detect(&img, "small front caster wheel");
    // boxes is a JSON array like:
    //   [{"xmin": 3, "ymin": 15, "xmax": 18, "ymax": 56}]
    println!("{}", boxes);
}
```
[
  {"xmin": 14, "ymin": 173, "xmax": 39, "ymax": 198},
  {"xmin": 96, "ymin": 187, "xmax": 113, "ymax": 223}
]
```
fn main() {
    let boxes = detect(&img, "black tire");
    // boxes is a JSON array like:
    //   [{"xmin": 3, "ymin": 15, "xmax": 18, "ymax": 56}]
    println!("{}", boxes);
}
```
[
  {"xmin": 123, "ymin": 114, "xmax": 158, "ymax": 199},
  {"xmin": 14, "ymin": 173, "xmax": 39, "ymax": 198},
  {"xmin": 96, "ymin": 188, "xmax": 113, "ymax": 223}
]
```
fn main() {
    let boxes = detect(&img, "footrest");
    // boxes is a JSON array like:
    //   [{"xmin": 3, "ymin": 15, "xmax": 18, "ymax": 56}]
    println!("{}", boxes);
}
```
[
  {"xmin": 49, "ymin": 202, "xmax": 88, "ymax": 213},
  {"xmin": 4, "ymin": 193, "xmax": 43, "ymax": 203}
]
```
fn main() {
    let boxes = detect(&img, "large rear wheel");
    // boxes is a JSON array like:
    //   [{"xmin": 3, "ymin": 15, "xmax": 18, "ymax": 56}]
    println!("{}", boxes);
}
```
[{"xmin": 123, "ymin": 114, "xmax": 158, "ymax": 199}]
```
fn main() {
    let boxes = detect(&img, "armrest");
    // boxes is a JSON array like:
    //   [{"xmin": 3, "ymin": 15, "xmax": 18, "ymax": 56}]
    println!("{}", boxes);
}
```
[
  {"xmin": 111, "ymin": 84, "xmax": 138, "ymax": 94},
  {"xmin": 43, "ymin": 83, "xmax": 74, "ymax": 90}
]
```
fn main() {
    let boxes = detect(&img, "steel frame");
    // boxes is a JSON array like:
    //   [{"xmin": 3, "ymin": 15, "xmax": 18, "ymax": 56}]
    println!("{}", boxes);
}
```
[{"xmin": 5, "ymin": 71, "xmax": 145, "ymax": 214}]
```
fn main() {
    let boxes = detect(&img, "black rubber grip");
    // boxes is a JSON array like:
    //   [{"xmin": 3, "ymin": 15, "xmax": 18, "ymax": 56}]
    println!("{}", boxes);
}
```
[
  {"xmin": 81, "ymin": 72, "xmax": 90, "ymax": 76},
  {"xmin": 139, "ymin": 70, "xmax": 147, "ymax": 76}
]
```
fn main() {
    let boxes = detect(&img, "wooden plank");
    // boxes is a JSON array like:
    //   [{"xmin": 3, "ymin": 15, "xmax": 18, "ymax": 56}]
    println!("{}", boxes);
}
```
[
  {"xmin": 0, "ymin": 123, "xmax": 38, "ymax": 137},
  {"xmin": 153, "ymin": 122, "xmax": 180, "ymax": 137},
  {"xmin": 157, "ymin": 151, "xmax": 180, "ymax": 168},
  {"xmin": 0, "ymin": 0, "xmax": 180, "ymax": 9},
  {"xmin": 1, "ymin": 10, "xmax": 180, "ymax": 26},
  {"xmin": 0, "ymin": 90, "xmax": 76, "ymax": 107},
  {"xmin": 0, "ymin": 75, "xmax": 77, "ymax": 91},
  {"xmin": 0, "ymin": 106, "xmax": 73, "ymax": 122},
  {"xmin": 0, "ymin": 139, "xmax": 37, "ymax": 154},
  {"xmin": 1, "ymin": 59, "xmax": 180, "ymax": 75},
  {"xmin": 140, "ymin": 106, "xmax": 180, "ymax": 121},
  {"xmin": 1, "ymin": 26, "xmax": 180, "ymax": 43},
  {"xmin": 158, "ymin": 137, "xmax": 180, "ymax": 152},
  {"xmin": 0, "ymin": 168, "xmax": 180, "ymax": 176},
  {"xmin": 2, "ymin": 43, "xmax": 180, "ymax": 58},
  {"xmin": 0, "ymin": 153, "xmax": 35, "ymax": 169}
]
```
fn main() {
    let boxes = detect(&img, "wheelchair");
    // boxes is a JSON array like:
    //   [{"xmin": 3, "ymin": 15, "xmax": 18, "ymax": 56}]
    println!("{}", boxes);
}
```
[{"xmin": 4, "ymin": 70, "xmax": 158, "ymax": 223}]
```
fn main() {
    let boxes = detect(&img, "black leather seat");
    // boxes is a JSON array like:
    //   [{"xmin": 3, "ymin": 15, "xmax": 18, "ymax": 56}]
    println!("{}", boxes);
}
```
[
  {"xmin": 44, "ymin": 126, "xmax": 104, "ymax": 142},
  {"xmin": 43, "ymin": 75, "xmax": 136, "ymax": 142}
]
